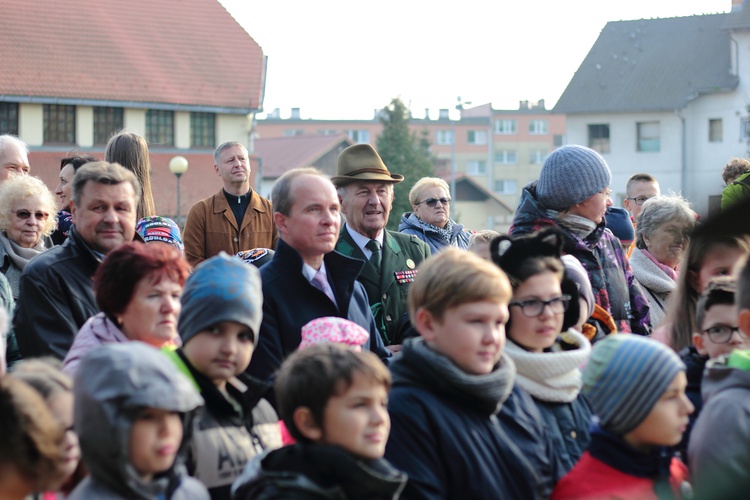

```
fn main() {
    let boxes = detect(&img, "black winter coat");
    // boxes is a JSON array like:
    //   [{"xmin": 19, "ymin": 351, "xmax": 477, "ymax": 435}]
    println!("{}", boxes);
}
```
[{"xmin": 385, "ymin": 349, "xmax": 560, "ymax": 499}]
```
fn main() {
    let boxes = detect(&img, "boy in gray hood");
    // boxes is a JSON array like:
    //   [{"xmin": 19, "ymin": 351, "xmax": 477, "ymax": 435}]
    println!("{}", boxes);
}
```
[{"xmin": 69, "ymin": 342, "xmax": 208, "ymax": 500}]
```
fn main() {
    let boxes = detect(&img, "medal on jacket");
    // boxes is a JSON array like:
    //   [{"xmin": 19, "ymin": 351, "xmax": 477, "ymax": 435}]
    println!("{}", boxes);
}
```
[{"xmin": 395, "ymin": 269, "xmax": 418, "ymax": 284}]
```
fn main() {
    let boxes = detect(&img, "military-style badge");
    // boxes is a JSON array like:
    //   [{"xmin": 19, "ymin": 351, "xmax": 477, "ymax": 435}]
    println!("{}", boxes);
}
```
[
  {"xmin": 406, "ymin": 259, "xmax": 415, "ymax": 269},
  {"xmin": 395, "ymin": 269, "xmax": 418, "ymax": 284}
]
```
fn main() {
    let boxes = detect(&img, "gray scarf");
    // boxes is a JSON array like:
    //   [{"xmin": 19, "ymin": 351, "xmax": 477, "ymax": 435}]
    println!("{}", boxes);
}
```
[
  {"xmin": 392, "ymin": 337, "xmax": 517, "ymax": 415},
  {"xmin": 0, "ymin": 231, "xmax": 45, "ymax": 271},
  {"xmin": 418, "ymin": 217, "xmax": 455, "ymax": 243},
  {"xmin": 557, "ymin": 213, "xmax": 597, "ymax": 239}
]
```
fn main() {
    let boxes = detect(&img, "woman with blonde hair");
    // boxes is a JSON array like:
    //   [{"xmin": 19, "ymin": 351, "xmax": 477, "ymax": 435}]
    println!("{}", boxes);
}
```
[
  {"xmin": 0, "ymin": 175, "xmax": 57, "ymax": 299},
  {"xmin": 105, "ymin": 131, "xmax": 156, "ymax": 220},
  {"xmin": 399, "ymin": 176, "xmax": 471, "ymax": 254}
]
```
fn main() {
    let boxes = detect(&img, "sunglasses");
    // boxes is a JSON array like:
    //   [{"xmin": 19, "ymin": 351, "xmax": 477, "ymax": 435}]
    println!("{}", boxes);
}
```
[
  {"xmin": 416, "ymin": 197, "xmax": 451, "ymax": 207},
  {"xmin": 13, "ymin": 210, "xmax": 50, "ymax": 221}
]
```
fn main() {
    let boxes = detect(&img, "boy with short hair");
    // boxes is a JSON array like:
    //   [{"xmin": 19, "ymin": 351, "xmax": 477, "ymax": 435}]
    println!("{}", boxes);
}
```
[
  {"xmin": 168, "ymin": 253, "xmax": 281, "ymax": 500},
  {"xmin": 69, "ymin": 342, "xmax": 208, "ymax": 500},
  {"xmin": 677, "ymin": 276, "xmax": 749, "ymax": 458},
  {"xmin": 232, "ymin": 343, "xmax": 406, "ymax": 499},
  {"xmin": 552, "ymin": 335, "xmax": 693, "ymax": 499},
  {"xmin": 385, "ymin": 248, "xmax": 559, "ymax": 499},
  {"xmin": 688, "ymin": 256, "xmax": 750, "ymax": 498}
]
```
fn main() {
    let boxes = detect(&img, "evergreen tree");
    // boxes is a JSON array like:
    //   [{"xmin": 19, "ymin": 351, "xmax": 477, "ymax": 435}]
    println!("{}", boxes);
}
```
[{"xmin": 376, "ymin": 98, "xmax": 435, "ymax": 231}]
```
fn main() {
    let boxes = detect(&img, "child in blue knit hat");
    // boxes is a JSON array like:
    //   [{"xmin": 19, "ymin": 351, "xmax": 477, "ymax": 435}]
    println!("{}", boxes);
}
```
[
  {"xmin": 165, "ymin": 253, "xmax": 282, "ymax": 500},
  {"xmin": 553, "ymin": 334, "xmax": 694, "ymax": 500}
]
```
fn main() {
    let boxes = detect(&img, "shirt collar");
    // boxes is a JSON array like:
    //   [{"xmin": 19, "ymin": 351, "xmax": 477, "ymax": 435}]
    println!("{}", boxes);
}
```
[{"xmin": 345, "ymin": 224, "xmax": 384, "ymax": 258}]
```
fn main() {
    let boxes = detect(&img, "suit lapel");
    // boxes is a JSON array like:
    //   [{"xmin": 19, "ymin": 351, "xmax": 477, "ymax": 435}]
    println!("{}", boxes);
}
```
[{"xmin": 337, "ymin": 225, "xmax": 379, "ymax": 289}]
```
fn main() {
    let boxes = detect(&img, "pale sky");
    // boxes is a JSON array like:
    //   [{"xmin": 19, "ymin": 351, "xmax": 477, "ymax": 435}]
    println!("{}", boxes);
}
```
[{"xmin": 219, "ymin": 0, "xmax": 732, "ymax": 120}]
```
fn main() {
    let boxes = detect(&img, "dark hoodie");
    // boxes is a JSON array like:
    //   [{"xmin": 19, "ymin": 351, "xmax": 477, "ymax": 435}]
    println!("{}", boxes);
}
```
[{"xmin": 69, "ymin": 342, "xmax": 209, "ymax": 500}]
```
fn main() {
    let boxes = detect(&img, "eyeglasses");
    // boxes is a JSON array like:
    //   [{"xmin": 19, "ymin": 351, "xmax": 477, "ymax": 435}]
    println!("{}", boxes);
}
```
[
  {"xmin": 509, "ymin": 295, "xmax": 571, "ymax": 318},
  {"xmin": 12, "ymin": 210, "xmax": 50, "ymax": 221},
  {"xmin": 601, "ymin": 188, "xmax": 612, "ymax": 200},
  {"xmin": 625, "ymin": 195, "xmax": 654, "ymax": 206},
  {"xmin": 416, "ymin": 197, "xmax": 451, "ymax": 207},
  {"xmin": 701, "ymin": 325, "xmax": 747, "ymax": 344}
]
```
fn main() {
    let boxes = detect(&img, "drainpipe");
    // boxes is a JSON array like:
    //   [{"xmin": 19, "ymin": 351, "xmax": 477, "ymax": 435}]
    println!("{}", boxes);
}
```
[{"xmin": 676, "ymin": 108, "xmax": 687, "ymax": 195}]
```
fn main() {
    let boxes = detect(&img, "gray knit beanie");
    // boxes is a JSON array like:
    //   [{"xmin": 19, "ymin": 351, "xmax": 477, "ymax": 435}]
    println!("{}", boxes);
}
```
[
  {"xmin": 582, "ymin": 334, "xmax": 685, "ymax": 435},
  {"xmin": 178, "ymin": 252, "xmax": 263, "ymax": 345},
  {"xmin": 537, "ymin": 145, "xmax": 612, "ymax": 210}
]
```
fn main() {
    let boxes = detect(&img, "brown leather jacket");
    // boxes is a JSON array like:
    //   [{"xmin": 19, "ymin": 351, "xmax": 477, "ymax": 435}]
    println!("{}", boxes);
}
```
[{"xmin": 183, "ymin": 189, "xmax": 278, "ymax": 267}]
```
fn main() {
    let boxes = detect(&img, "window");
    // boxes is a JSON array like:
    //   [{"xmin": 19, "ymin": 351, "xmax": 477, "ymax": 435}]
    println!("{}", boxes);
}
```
[
  {"xmin": 435, "ymin": 130, "xmax": 453, "ymax": 145},
  {"xmin": 346, "ymin": 129, "xmax": 370, "ymax": 144},
  {"xmin": 494, "ymin": 150, "xmax": 517, "ymax": 164},
  {"xmin": 529, "ymin": 149, "xmax": 547, "ymax": 164},
  {"xmin": 190, "ymin": 112, "xmax": 215, "ymax": 148},
  {"xmin": 93, "ymin": 107, "xmax": 124, "ymax": 145},
  {"xmin": 588, "ymin": 124, "xmax": 610, "ymax": 154},
  {"xmin": 637, "ymin": 121, "xmax": 660, "ymax": 152},
  {"xmin": 283, "ymin": 129, "xmax": 304, "ymax": 137},
  {"xmin": 0, "ymin": 103, "xmax": 19, "ymax": 135},
  {"xmin": 318, "ymin": 129, "xmax": 338, "ymax": 135},
  {"xmin": 466, "ymin": 160, "xmax": 487, "ymax": 175},
  {"xmin": 709, "ymin": 118, "xmax": 723, "ymax": 143},
  {"xmin": 494, "ymin": 119, "xmax": 517, "ymax": 135},
  {"xmin": 467, "ymin": 130, "xmax": 487, "ymax": 145},
  {"xmin": 741, "ymin": 118, "xmax": 750, "ymax": 142},
  {"xmin": 146, "ymin": 110, "xmax": 174, "ymax": 146},
  {"xmin": 43, "ymin": 104, "xmax": 76, "ymax": 144},
  {"xmin": 529, "ymin": 119, "xmax": 548, "ymax": 135},
  {"xmin": 494, "ymin": 179, "xmax": 518, "ymax": 195}
]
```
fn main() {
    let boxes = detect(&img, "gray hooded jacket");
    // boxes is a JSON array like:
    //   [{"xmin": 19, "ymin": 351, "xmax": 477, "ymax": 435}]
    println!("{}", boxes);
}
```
[{"xmin": 69, "ymin": 342, "xmax": 209, "ymax": 500}]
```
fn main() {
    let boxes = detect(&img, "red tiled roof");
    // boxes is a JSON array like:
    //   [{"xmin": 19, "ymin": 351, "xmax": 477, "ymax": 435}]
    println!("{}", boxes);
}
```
[
  {"xmin": 255, "ymin": 134, "xmax": 354, "ymax": 178},
  {"xmin": 1, "ymin": 0, "xmax": 264, "ymax": 112}
]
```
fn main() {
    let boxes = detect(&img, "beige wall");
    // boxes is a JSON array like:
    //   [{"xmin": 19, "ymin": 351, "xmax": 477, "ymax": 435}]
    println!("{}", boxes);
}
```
[
  {"xmin": 76, "ymin": 105, "xmax": 94, "ymax": 147},
  {"xmin": 124, "ymin": 108, "xmax": 146, "ymax": 136},
  {"xmin": 19, "ymin": 103, "xmax": 43, "ymax": 146}
]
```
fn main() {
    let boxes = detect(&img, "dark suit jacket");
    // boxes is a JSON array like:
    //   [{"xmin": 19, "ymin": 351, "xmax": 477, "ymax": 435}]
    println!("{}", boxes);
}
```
[
  {"xmin": 336, "ymin": 225, "xmax": 431, "ymax": 345},
  {"xmin": 246, "ymin": 239, "xmax": 390, "ymax": 388}
]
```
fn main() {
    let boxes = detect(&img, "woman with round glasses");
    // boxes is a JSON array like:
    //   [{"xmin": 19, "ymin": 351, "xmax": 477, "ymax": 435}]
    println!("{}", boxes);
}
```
[
  {"xmin": 492, "ymin": 227, "xmax": 593, "ymax": 474},
  {"xmin": 399, "ymin": 177, "xmax": 471, "ymax": 254},
  {"xmin": 0, "ymin": 175, "xmax": 57, "ymax": 299}
]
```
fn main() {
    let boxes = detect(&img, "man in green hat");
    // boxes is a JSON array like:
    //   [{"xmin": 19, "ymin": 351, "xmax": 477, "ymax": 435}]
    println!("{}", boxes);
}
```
[{"xmin": 333, "ymin": 144, "xmax": 431, "ymax": 350}]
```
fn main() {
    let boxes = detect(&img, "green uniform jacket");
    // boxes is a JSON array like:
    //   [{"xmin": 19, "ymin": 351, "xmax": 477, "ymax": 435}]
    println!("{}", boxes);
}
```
[
  {"xmin": 721, "ymin": 171, "xmax": 750, "ymax": 211},
  {"xmin": 336, "ymin": 225, "xmax": 431, "ymax": 345}
]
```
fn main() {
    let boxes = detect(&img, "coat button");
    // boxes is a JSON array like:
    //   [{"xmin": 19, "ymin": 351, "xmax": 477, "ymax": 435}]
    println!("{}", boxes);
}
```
[
  {"xmin": 385, "ymin": 315, "xmax": 392, "ymax": 322},
  {"xmin": 233, "ymin": 237, "xmax": 238, "ymax": 242},
  {"xmin": 570, "ymin": 431, "xmax": 577, "ymax": 439}
]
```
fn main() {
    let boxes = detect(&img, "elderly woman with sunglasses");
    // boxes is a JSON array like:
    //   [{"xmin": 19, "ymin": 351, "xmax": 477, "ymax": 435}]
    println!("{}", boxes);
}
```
[
  {"xmin": 398, "ymin": 177, "xmax": 471, "ymax": 254},
  {"xmin": 0, "ymin": 175, "xmax": 57, "ymax": 299}
]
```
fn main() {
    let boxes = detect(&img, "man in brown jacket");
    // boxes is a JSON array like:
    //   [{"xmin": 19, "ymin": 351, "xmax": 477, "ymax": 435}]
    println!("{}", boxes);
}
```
[{"xmin": 183, "ymin": 141, "xmax": 277, "ymax": 266}]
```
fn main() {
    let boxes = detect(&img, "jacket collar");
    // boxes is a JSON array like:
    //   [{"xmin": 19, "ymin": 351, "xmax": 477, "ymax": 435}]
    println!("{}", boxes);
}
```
[{"xmin": 212, "ymin": 188, "xmax": 268, "ymax": 231}]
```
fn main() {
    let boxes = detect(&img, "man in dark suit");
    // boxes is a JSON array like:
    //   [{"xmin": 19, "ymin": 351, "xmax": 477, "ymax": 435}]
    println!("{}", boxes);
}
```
[
  {"xmin": 246, "ymin": 167, "xmax": 390, "ymax": 388},
  {"xmin": 333, "ymin": 144, "xmax": 431, "ymax": 350}
]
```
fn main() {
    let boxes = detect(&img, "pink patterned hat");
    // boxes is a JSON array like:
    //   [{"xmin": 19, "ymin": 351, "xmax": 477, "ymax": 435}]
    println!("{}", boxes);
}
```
[{"xmin": 299, "ymin": 317, "xmax": 369, "ymax": 352}]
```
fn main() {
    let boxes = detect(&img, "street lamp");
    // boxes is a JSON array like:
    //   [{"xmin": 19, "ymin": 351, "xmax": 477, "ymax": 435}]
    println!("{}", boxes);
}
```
[{"xmin": 168, "ymin": 156, "xmax": 189, "ymax": 226}]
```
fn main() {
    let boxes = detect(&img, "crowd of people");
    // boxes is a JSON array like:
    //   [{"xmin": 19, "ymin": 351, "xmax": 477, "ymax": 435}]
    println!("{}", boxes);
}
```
[{"xmin": 2, "ymin": 131, "xmax": 750, "ymax": 500}]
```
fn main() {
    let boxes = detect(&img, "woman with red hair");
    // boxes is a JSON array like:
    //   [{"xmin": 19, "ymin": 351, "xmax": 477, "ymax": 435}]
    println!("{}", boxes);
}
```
[{"xmin": 63, "ymin": 242, "xmax": 190, "ymax": 375}]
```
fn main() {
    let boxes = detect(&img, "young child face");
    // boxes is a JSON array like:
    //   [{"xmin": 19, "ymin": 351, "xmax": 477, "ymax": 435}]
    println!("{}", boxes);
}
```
[
  {"xmin": 128, "ymin": 408, "xmax": 183, "ymax": 481},
  {"xmin": 47, "ymin": 391, "xmax": 81, "ymax": 482},
  {"xmin": 182, "ymin": 321, "xmax": 255, "ymax": 389},
  {"xmin": 508, "ymin": 272, "xmax": 565, "ymax": 352},
  {"xmin": 319, "ymin": 372, "xmax": 390, "ymax": 460},
  {"xmin": 623, "ymin": 372, "xmax": 693, "ymax": 452},
  {"xmin": 694, "ymin": 304, "xmax": 750, "ymax": 359},
  {"xmin": 419, "ymin": 300, "xmax": 508, "ymax": 375}
]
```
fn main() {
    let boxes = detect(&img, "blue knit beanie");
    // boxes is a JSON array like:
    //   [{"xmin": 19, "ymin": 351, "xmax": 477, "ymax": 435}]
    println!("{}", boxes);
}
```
[
  {"xmin": 582, "ymin": 334, "xmax": 685, "ymax": 435},
  {"xmin": 605, "ymin": 207, "xmax": 635, "ymax": 243},
  {"xmin": 537, "ymin": 145, "xmax": 612, "ymax": 210},
  {"xmin": 136, "ymin": 216, "xmax": 184, "ymax": 252},
  {"xmin": 178, "ymin": 252, "xmax": 262, "ymax": 345}
]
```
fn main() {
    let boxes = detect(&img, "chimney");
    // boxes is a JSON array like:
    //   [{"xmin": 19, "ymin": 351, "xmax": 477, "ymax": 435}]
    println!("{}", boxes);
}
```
[
  {"xmin": 290, "ymin": 108, "xmax": 300, "ymax": 119},
  {"xmin": 425, "ymin": 108, "xmax": 431, "ymax": 120},
  {"xmin": 439, "ymin": 108, "xmax": 450, "ymax": 120},
  {"xmin": 268, "ymin": 108, "xmax": 280, "ymax": 119},
  {"xmin": 519, "ymin": 100, "xmax": 529, "ymax": 110},
  {"xmin": 534, "ymin": 99, "xmax": 546, "ymax": 110},
  {"xmin": 732, "ymin": 0, "xmax": 743, "ymax": 12}
]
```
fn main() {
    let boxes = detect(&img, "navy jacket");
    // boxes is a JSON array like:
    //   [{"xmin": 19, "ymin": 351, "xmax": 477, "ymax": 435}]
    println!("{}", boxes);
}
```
[
  {"xmin": 534, "ymin": 396, "xmax": 593, "ymax": 474},
  {"xmin": 385, "ymin": 351, "xmax": 560, "ymax": 499},
  {"xmin": 246, "ymin": 239, "xmax": 390, "ymax": 387}
]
